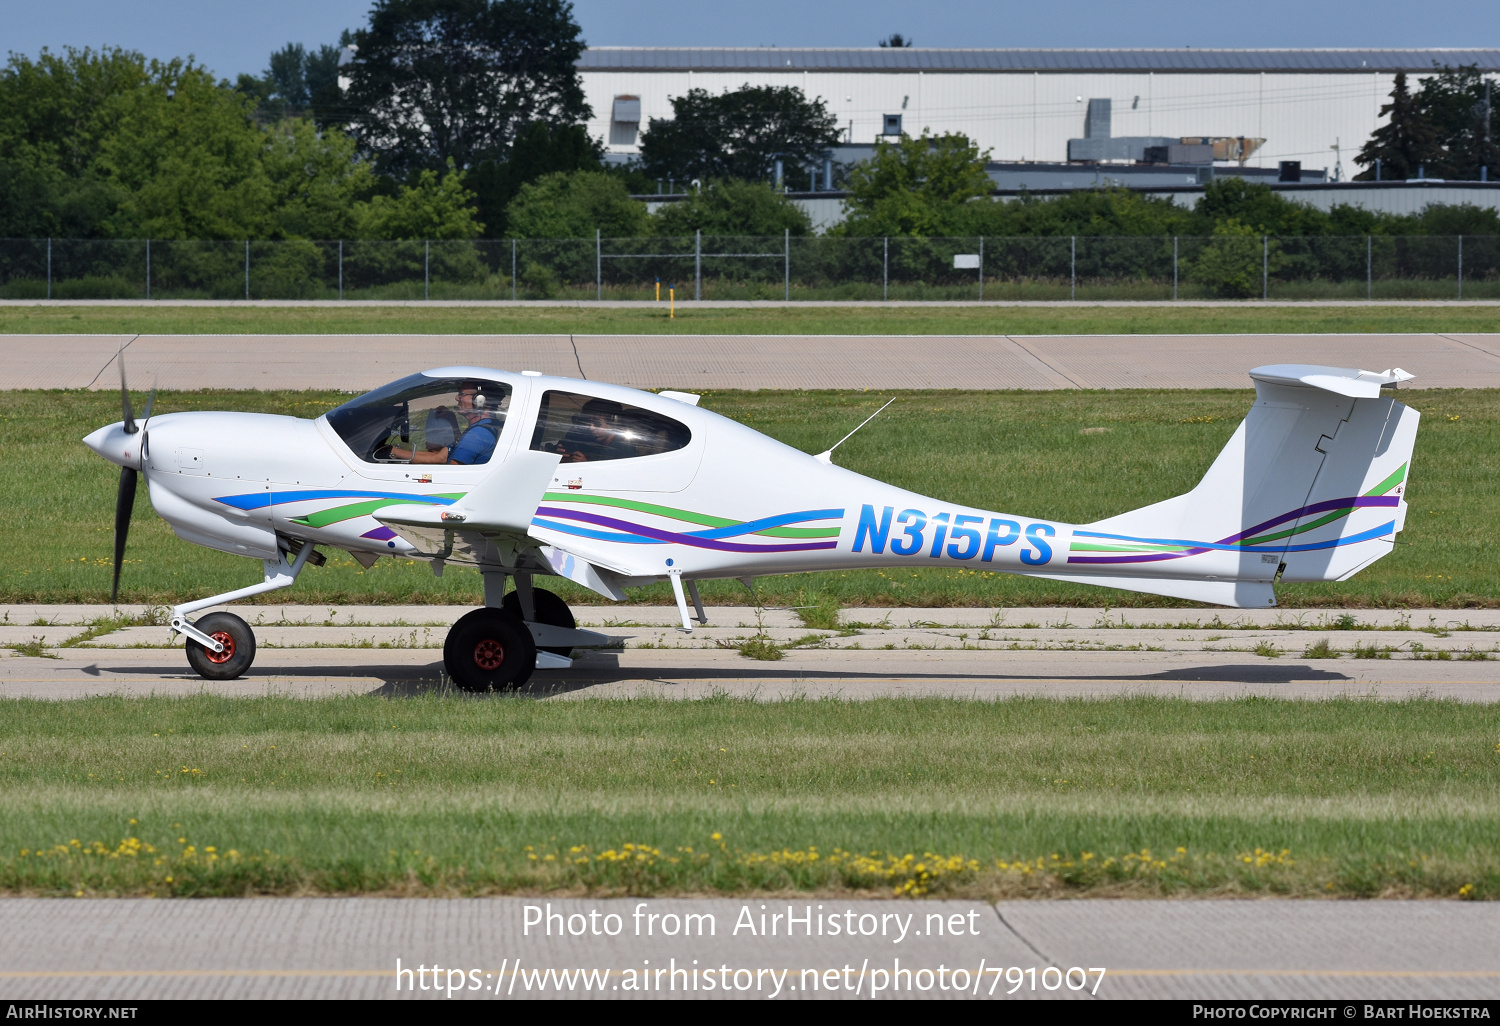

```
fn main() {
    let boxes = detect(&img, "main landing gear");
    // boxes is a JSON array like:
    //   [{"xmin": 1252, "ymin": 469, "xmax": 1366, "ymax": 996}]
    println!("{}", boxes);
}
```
[{"xmin": 172, "ymin": 546, "xmax": 608, "ymax": 691}]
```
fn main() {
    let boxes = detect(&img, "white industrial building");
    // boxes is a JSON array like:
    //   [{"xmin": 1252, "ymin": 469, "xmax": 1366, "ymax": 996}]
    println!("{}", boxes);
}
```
[{"xmin": 579, "ymin": 48, "xmax": 1500, "ymax": 179}]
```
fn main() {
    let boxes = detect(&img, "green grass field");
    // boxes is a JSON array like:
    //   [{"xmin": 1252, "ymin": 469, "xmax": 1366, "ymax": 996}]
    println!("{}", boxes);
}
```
[
  {"xmin": 3, "ymin": 386, "xmax": 1495, "ymax": 607},
  {"xmin": 2, "ymin": 694, "xmax": 1496, "ymax": 898},
  {"xmin": 2, "ymin": 302, "xmax": 1499, "ymax": 337}
]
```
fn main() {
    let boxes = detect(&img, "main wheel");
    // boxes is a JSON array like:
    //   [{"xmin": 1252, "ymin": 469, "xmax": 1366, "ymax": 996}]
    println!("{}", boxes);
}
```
[
  {"xmin": 501, "ymin": 587, "xmax": 575, "ymax": 656},
  {"xmin": 444, "ymin": 608, "xmax": 537, "ymax": 692},
  {"xmin": 185, "ymin": 612, "xmax": 256, "ymax": 681}
]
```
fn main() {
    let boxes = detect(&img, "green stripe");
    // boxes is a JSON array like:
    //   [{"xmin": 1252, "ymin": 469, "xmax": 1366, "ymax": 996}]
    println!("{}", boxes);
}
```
[
  {"xmin": 543, "ymin": 492, "xmax": 735, "ymax": 528},
  {"xmin": 1365, "ymin": 463, "xmax": 1408, "ymax": 497},
  {"xmin": 1070, "ymin": 542, "xmax": 1193, "ymax": 554},
  {"xmin": 541, "ymin": 492, "xmax": 840, "ymax": 539},
  {"xmin": 292, "ymin": 493, "xmax": 464, "ymax": 529}
]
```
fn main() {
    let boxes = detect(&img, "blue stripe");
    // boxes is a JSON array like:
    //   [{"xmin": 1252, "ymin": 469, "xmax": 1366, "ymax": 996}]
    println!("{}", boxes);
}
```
[
  {"xmin": 214, "ymin": 489, "xmax": 459, "ymax": 511},
  {"xmin": 1074, "ymin": 521, "xmax": 1395, "ymax": 554},
  {"xmin": 684, "ymin": 508, "xmax": 845, "ymax": 540},
  {"xmin": 531, "ymin": 517, "xmax": 662, "ymax": 544}
]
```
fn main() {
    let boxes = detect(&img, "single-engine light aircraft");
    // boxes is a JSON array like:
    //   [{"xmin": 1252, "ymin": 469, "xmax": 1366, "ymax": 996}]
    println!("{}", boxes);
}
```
[{"xmin": 85, "ymin": 362, "xmax": 1418, "ymax": 690}]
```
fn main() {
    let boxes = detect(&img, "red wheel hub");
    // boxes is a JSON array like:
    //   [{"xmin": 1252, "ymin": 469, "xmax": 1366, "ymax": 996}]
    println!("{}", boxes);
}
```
[
  {"xmin": 472, "ymin": 638, "xmax": 505, "ymax": 671},
  {"xmin": 204, "ymin": 631, "xmax": 236, "ymax": 664}
]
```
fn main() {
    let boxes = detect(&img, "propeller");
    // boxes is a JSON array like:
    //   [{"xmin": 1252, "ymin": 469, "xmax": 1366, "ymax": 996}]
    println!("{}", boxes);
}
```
[{"xmin": 110, "ymin": 358, "xmax": 154, "ymax": 604}]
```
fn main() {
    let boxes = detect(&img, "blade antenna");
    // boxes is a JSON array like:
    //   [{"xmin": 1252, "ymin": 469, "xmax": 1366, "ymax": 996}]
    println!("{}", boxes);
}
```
[{"xmin": 814, "ymin": 396, "xmax": 896, "ymax": 464}]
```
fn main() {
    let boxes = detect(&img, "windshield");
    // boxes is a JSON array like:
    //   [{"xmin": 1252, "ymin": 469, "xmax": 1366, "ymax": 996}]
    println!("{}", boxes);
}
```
[{"xmin": 325, "ymin": 374, "xmax": 513, "ymax": 464}]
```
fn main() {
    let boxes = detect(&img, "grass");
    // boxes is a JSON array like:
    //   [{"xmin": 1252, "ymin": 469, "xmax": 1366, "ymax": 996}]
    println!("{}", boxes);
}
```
[
  {"xmin": 4, "ymin": 385, "xmax": 1496, "ymax": 608},
  {"xmin": 2, "ymin": 694, "xmax": 1497, "ymax": 899},
  {"xmin": 5, "ymin": 303, "xmax": 1500, "ymax": 337}
]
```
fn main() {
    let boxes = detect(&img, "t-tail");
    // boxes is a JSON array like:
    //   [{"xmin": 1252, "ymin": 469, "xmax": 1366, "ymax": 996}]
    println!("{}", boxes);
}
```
[{"xmin": 1025, "ymin": 364, "xmax": 1420, "ymax": 608}]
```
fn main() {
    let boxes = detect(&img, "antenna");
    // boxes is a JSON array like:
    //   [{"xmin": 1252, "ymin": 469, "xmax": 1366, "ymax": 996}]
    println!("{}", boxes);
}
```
[{"xmin": 814, "ymin": 396, "xmax": 896, "ymax": 464}]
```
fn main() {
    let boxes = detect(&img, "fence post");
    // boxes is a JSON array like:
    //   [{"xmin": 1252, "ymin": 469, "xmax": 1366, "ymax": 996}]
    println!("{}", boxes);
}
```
[
  {"xmin": 978, "ymin": 236, "xmax": 984, "ymax": 299},
  {"xmin": 784, "ymin": 228, "xmax": 790, "ymax": 301},
  {"xmin": 882, "ymin": 237, "xmax": 888, "ymax": 301},
  {"xmin": 695, "ymin": 229, "xmax": 701, "ymax": 301},
  {"xmin": 1458, "ymin": 235, "xmax": 1463, "ymax": 300},
  {"xmin": 1172, "ymin": 236, "xmax": 1178, "ymax": 300},
  {"xmin": 1070, "ymin": 236, "xmax": 1076, "ymax": 300},
  {"xmin": 1261, "ymin": 236, "xmax": 1268, "ymax": 300},
  {"xmin": 46, "ymin": 237, "xmax": 51, "ymax": 300},
  {"xmin": 511, "ymin": 239, "xmax": 517, "ymax": 301},
  {"xmin": 596, "ymin": 229, "xmax": 601, "ymax": 302},
  {"xmin": 425, "ymin": 240, "xmax": 430, "ymax": 301},
  {"xmin": 338, "ymin": 240, "xmax": 343, "ymax": 300},
  {"xmin": 244, "ymin": 240, "xmax": 250, "ymax": 300},
  {"xmin": 145, "ymin": 239, "xmax": 150, "ymax": 300}
]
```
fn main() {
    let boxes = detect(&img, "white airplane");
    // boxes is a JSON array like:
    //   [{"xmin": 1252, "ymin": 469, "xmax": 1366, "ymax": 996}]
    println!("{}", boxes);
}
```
[{"xmin": 84, "ymin": 362, "xmax": 1419, "ymax": 690}]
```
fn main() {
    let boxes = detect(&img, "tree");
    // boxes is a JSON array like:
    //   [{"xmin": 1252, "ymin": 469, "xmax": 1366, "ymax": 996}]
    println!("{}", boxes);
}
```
[
  {"xmin": 95, "ymin": 58, "xmax": 278, "ymax": 240},
  {"xmin": 357, "ymin": 161, "xmax": 482, "ymax": 239},
  {"xmin": 505, "ymin": 170, "xmax": 648, "ymax": 238},
  {"xmin": 342, "ymin": 0, "xmax": 589, "ymax": 177},
  {"xmin": 262, "ymin": 118, "xmax": 377, "ymax": 239},
  {"xmin": 237, "ymin": 41, "xmax": 347, "ymax": 123},
  {"xmin": 637, "ymin": 85, "xmax": 840, "ymax": 182},
  {"xmin": 1409, "ymin": 65, "xmax": 1498, "ymax": 181},
  {"xmin": 464, "ymin": 121, "xmax": 602, "ymax": 235},
  {"xmin": 651, "ymin": 179, "xmax": 812, "ymax": 236},
  {"xmin": 1354, "ymin": 72, "xmax": 1441, "ymax": 181},
  {"xmin": 878, "ymin": 34, "xmax": 913, "ymax": 48},
  {"xmin": 836, "ymin": 132, "xmax": 993, "ymax": 236}
]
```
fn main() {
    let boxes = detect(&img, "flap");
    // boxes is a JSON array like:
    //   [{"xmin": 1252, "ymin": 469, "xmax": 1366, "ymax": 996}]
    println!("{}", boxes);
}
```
[{"xmin": 1250, "ymin": 364, "xmax": 1415, "ymax": 399}]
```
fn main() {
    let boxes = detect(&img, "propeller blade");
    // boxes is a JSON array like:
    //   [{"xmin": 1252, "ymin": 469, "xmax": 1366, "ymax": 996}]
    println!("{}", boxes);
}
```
[
  {"xmin": 141, "ymin": 386, "xmax": 155, "ymax": 425},
  {"xmin": 111, "ymin": 467, "xmax": 137, "ymax": 604},
  {"xmin": 120, "ymin": 356, "xmax": 137, "ymax": 435}
]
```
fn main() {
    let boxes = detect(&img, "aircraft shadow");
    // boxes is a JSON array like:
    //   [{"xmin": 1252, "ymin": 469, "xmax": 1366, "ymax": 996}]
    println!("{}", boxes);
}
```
[{"xmin": 75, "ymin": 656, "xmax": 1352, "ymax": 698}]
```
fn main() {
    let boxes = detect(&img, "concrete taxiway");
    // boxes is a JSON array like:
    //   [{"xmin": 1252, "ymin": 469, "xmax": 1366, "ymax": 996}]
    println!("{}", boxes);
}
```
[
  {"xmin": 0, "ymin": 898, "xmax": 1495, "ymax": 1000},
  {"xmin": 6, "ymin": 331, "xmax": 1500, "ymax": 391},
  {"xmin": 4, "ymin": 605, "xmax": 1496, "ymax": 701}
]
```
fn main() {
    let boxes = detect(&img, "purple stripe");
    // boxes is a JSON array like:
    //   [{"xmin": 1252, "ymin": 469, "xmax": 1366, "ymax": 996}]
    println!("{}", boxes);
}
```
[
  {"xmin": 1069, "ymin": 494, "xmax": 1401, "ymax": 565},
  {"xmin": 535, "ymin": 506, "xmax": 838, "ymax": 554},
  {"xmin": 1223, "ymin": 495, "xmax": 1398, "ymax": 544}
]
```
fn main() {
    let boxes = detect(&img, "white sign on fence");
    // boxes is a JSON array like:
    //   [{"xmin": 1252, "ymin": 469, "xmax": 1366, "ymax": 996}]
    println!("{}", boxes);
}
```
[{"xmin": 953, "ymin": 254, "xmax": 980, "ymax": 269}]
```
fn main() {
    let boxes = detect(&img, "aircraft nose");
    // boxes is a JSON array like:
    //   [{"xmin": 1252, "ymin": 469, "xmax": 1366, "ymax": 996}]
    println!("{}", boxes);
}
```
[{"xmin": 83, "ymin": 422, "xmax": 143, "ymax": 470}]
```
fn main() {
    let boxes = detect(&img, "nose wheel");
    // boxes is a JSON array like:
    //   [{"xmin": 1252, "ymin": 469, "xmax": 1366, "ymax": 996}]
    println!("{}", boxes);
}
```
[
  {"xmin": 443, "ymin": 608, "xmax": 537, "ymax": 692},
  {"xmin": 184, "ymin": 612, "xmax": 257, "ymax": 680}
]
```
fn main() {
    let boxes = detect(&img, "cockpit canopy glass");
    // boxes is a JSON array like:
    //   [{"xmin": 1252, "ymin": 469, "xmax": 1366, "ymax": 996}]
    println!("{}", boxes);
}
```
[
  {"xmin": 325, "ymin": 374, "xmax": 512, "ymax": 465},
  {"xmin": 529, "ymin": 390, "xmax": 691, "ymax": 463}
]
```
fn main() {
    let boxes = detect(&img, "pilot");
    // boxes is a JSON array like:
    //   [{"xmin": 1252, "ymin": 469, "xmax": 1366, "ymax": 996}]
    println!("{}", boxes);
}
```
[
  {"xmin": 554, "ymin": 398, "xmax": 637, "ymax": 463},
  {"xmin": 391, "ymin": 384, "xmax": 502, "ymax": 465}
]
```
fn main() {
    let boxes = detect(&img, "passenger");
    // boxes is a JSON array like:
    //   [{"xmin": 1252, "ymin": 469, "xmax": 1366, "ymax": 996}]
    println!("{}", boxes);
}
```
[{"xmin": 553, "ymin": 398, "xmax": 637, "ymax": 463}]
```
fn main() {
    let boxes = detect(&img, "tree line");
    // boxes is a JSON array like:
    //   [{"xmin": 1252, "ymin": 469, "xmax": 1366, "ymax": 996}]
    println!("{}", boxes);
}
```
[{"xmin": 1, "ymin": 0, "xmax": 1496, "ymax": 244}]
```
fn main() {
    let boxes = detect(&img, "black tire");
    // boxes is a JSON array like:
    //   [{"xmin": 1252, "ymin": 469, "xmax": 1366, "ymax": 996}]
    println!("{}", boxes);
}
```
[
  {"xmin": 184, "ymin": 612, "xmax": 256, "ymax": 681},
  {"xmin": 501, "ymin": 587, "xmax": 576, "ymax": 656},
  {"xmin": 444, "ymin": 608, "xmax": 537, "ymax": 692}
]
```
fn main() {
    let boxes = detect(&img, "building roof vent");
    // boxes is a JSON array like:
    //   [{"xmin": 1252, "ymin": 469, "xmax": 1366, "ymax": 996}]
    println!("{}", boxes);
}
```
[{"xmin": 1085, "ymin": 98, "xmax": 1111, "ymax": 139}]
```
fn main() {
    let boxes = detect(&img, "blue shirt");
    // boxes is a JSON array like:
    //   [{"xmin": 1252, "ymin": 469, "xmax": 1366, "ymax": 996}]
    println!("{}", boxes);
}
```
[{"xmin": 448, "ymin": 416, "xmax": 500, "ymax": 465}]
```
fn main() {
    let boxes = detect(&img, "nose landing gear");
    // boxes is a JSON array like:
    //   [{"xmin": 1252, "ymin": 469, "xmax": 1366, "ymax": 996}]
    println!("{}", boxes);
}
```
[{"xmin": 184, "ymin": 612, "xmax": 257, "ymax": 680}]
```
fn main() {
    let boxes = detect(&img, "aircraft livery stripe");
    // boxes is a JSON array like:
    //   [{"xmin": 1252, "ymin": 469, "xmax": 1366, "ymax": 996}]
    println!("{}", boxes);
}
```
[
  {"xmin": 541, "ymin": 493, "xmax": 843, "ymax": 538},
  {"xmin": 533, "ymin": 508, "xmax": 839, "ymax": 554},
  {"xmin": 214, "ymin": 489, "xmax": 461, "ymax": 511},
  {"xmin": 1068, "ymin": 521, "xmax": 1396, "ymax": 564}
]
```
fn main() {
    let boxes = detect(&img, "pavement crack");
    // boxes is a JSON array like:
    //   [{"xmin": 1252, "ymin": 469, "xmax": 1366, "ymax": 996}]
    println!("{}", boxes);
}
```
[
  {"xmin": 85, "ymin": 335, "xmax": 140, "ymax": 389},
  {"xmin": 569, "ymin": 334, "xmax": 587, "ymax": 379},
  {"xmin": 993, "ymin": 906, "xmax": 1101, "ymax": 999}
]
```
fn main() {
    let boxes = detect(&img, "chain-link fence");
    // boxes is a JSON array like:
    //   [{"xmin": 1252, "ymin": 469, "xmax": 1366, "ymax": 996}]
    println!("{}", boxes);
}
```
[{"xmin": 1, "ymin": 234, "xmax": 1496, "ymax": 301}]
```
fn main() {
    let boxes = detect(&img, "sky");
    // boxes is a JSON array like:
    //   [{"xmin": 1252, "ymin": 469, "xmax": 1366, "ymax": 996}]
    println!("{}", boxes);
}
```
[{"xmin": 1, "ymin": 0, "xmax": 1496, "ymax": 81}]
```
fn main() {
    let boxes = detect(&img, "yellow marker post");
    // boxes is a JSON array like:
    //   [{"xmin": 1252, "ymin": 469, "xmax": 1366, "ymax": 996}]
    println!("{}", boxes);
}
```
[
  {"xmin": 655, "ymin": 278, "xmax": 660, "ymax": 302},
  {"xmin": 669, "ymin": 285, "xmax": 675, "ymax": 318}
]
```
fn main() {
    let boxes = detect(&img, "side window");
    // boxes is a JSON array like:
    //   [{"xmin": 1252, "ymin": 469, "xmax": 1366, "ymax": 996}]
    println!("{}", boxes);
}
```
[
  {"xmin": 325, "ymin": 376, "xmax": 512, "ymax": 465},
  {"xmin": 529, "ymin": 391, "xmax": 691, "ymax": 464}
]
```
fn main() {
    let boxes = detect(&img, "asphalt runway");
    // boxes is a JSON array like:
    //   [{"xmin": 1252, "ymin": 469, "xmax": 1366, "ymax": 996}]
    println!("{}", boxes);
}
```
[
  {"xmin": 6, "ymin": 331, "xmax": 1500, "ymax": 391},
  {"xmin": 4, "ymin": 605, "xmax": 1496, "ymax": 701},
  {"xmin": 1, "ymin": 898, "xmax": 1495, "ymax": 1000}
]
